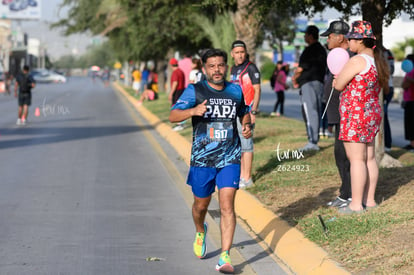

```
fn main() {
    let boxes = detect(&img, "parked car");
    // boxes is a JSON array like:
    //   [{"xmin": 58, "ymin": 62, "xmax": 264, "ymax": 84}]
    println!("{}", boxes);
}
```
[{"xmin": 32, "ymin": 70, "xmax": 67, "ymax": 83}]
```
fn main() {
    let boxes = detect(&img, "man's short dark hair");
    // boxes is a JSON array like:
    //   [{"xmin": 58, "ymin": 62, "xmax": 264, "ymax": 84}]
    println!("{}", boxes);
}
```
[
  {"xmin": 201, "ymin": 48, "xmax": 228, "ymax": 64},
  {"xmin": 23, "ymin": 65, "xmax": 30, "ymax": 71},
  {"xmin": 303, "ymin": 25, "xmax": 319, "ymax": 40}
]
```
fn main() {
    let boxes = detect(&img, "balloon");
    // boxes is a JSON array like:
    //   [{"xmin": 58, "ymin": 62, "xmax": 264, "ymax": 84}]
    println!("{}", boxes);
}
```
[
  {"xmin": 327, "ymin": 48, "xmax": 350, "ymax": 75},
  {"xmin": 401, "ymin": 59, "xmax": 414, "ymax": 73}
]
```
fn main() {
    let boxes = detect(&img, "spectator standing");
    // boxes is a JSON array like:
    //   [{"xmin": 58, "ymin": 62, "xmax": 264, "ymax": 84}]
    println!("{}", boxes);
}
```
[
  {"xmin": 169, "ymin": 49, "xmax": 251, "ymax": 273},
  {"xmin": 168, "ymin": 58, "xmax": 186, "ymax": 131},
  {"xmin": 178, "ymin": 53, "xmax": 193, "ymax": 88},
  {"xmin": 102, "ymin": 68, "xmax": 110, "ymax": 87},
  {"xmin": 189, "ymin": 57, "xmax": 203, "ymax": 84},
  {"xmin": 321, "ymin": 20, "xmax": 352, "ymax": 208},
  {"xmin": 334, "ymin": 20, "xmax": 389, "ymax": 214},
  {"xmin": 230, "ymin": 40, "xmax": 261, "ymax": 188},
  {"xmin": 131, "ymin": 67, "xmax": 142, "ymax": 96},
  {"xmin": 401, "ymin": 54, "xmax": 414, "ymax": 152},
  {"xmin": 141, "ymin": 65, "xmax": 150, "ymax": 93},
  {"xmin": 14, "ymin": 65, "xmax": 36, "ymax": 125},
  {"xmin": 5, "ymin": 71, "xmax": 12, "ymax": 95},
  {"xmin": 292, "ymin": 25, "xmax": 327, "ymax": 151},
  {"xmin": 270, "ymin": 61, "xmax": 288, "ymax": 117}
]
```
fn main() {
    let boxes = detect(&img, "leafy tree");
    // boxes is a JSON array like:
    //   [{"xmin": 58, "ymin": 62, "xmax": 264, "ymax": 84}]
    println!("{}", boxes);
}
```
[
  {"xmin": 194, "ymin": 12, "xmax": 236, "ymax": 58},
  {"xmin": 53, "ymin": 0, "xmax": 220, "ymax": 91},
  {"xmin": 253, "ymin": 0, "xmax": 414, "ymax": 49},
  {"xmin": 53, "ymin": 54, "xmax": 78, "ymax": 69},
  {"xmin": 392, "ymin": 38, "xmax": 414, "ymax": 61},
  {"xmin": 51, "ymin": 0, "xmax": 108, "ymax": 35},
  {"xmin": 261, "ymin": 8, "xmax": 296, "ymax": 62}
]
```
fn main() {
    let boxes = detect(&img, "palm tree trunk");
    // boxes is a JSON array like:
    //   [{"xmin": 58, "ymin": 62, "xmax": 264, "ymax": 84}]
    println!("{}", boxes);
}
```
[
  {"xmin": 362, "ymin": 0, "xmax": 401, "ymax": 167},
  {"xmin": 231, "ymin": 0, "xmax": 261, "ymax": 61}
]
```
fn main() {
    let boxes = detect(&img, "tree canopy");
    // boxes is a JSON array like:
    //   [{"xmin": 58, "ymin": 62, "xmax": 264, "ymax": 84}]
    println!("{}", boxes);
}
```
[
  {"xmin": 52, "ymin": 0, "xmax": 216, "ymax": 63},
  {"xmin": 52, "ymin": 0, "xmax": 414, "ymax": 65}
]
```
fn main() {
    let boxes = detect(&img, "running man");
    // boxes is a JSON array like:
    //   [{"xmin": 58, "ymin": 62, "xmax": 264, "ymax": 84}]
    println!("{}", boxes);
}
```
[
  {"xmin": 169, "ymin": 48, "xmax": 251, "ymax": 273},
  {"xmin": 14, "ymin": 65, "xmax": 36, "ymax": 125}
]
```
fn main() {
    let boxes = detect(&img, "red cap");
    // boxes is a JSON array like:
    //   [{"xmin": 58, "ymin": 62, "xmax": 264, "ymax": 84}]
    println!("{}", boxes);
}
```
[{"xmin": 169, "ymin": 58, "xmax": 178, "ymax": 65}]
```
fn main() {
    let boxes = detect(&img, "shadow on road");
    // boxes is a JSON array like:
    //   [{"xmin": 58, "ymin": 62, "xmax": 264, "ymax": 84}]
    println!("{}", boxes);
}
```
[{"xmin": 0, "ymin": 122, "xmax": 162, "ymax": 150}]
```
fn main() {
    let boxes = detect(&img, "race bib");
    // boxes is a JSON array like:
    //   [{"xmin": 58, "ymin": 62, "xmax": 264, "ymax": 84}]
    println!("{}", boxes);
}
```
[{"xmin": 207, "ymin": 122, "xmax": 233, "ymax": 142}]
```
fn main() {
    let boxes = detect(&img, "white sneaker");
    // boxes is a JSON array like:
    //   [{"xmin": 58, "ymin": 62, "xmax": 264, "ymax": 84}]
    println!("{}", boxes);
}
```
[
  {"xmin": 239, "ymin": 178, "xmax": 253, "ymax": 188},
  {"xmin": 270, "ymin": 112, "xmax": 277, "ymax": 117},
  {"xmin": 324, "ymin": 130, "xmax": 334, "ymax": 138},
  {"xmin": 300, "ymin": 142, "xmax": 320, "ymax": 151},
  {"xmin": 172, "ymin": 125, "xmax": 184, "ymax": 131},
  {"xmin": 384, "ymin": 147, "xmax": 391, "ymax": 152},
  {"xmin": 16, "ymin": 118, "xmax": 22, "ymax": 125}
]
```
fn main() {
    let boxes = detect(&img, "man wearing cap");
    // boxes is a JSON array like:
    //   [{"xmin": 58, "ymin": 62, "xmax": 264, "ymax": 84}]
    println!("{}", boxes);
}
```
[
  {"xmin": 229, "ymin": 40, "xmax": 261, "ymax": 188},
  {"xmin": 321, "ymin": 20, "xmax": 352, "ymax": 208},
  {"xmin": 168, "ymin": 58, "xmax": 186, "ymax": 131},
  {"xmin": 168, "ymin": 58, "xmax": 186, "ymax": 106},
  {"xmin": 292, "ymin": 25, "xmax": 327, "ymax": 151}
]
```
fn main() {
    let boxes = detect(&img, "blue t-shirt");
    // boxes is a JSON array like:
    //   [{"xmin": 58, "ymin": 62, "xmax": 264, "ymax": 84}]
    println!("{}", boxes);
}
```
[
  {"xmin": 142, "ymin": 69, "xmax": 150, "ymax": 82},
  {"xmin": 172, "ymin": 80, "xmax": 249, "ymax": 168}
]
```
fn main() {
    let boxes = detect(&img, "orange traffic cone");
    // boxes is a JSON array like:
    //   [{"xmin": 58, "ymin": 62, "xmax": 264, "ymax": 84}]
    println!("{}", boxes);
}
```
[{"xmin": 35, "ymin": 107, "xmax": 40, "ymax": 117}]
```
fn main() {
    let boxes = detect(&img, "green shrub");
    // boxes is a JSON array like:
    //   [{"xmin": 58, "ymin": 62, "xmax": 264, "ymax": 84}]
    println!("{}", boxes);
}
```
[{"xmin": 260, "ymin": 60, "xmax": 276, "ymax": 82}]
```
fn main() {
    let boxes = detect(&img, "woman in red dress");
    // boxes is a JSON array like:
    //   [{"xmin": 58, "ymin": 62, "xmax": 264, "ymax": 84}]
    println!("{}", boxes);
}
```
[{"xmin": 334, "ymin": 20, "xmax": 389, "ymax": 214}]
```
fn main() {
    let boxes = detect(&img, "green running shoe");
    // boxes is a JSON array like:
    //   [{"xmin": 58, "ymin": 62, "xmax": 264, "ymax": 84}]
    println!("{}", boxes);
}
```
[
  {"xmin": 193, "ymin": 222, "xmax": 207, "ymax": 258},
  {"xmin": 215, "ymin": 250, "xmax": 234, "ymax": 273}
]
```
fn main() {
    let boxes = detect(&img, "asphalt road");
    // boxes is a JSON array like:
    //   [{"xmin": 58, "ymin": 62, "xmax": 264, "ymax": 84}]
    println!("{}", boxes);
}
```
[
  {"xmin": 258, "ymin": 84, "xmax": 407, "ymax": 148},
  {"xmin": 0, "ymin": 77, "xmax": 288, "ymax": 275}
]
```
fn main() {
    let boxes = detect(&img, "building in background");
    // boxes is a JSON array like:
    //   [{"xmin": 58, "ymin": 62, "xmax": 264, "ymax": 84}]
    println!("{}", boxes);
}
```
[
  {"xmin": 0, "ymin": 1, "xmax": 42, "ymax": 75},
  {"xmin": 0, "ymin": 19, "xmax": 12, "ymax": 72}
]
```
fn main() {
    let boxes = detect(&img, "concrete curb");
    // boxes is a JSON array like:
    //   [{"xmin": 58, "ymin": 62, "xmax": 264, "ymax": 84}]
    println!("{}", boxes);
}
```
[{"xmin": 114, "ymin": 82, "xmax": 350, "ymax": 275}]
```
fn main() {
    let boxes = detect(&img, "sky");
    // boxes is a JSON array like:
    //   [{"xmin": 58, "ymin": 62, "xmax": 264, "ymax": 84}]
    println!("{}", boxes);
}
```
[{"xmin": 17, "ymin": 0, "xmax": 94, "ymax": 60}]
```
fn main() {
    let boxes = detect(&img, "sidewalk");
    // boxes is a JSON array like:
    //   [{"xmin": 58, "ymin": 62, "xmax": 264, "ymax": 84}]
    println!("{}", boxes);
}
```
[{"xmin": 114, "ymin": 82, "xmax": 350, "ymax": 275}]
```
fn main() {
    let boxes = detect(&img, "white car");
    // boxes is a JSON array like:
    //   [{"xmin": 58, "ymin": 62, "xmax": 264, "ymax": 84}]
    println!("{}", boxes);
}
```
[{"xmin": 33, "ymin": 70, "xmax": 67, "ymax": 83}]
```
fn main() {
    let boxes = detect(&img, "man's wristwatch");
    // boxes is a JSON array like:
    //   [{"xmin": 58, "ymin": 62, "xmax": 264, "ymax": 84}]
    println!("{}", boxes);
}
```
[{"xmin": 251, "ymin": 110, "xmax": 258, "ymax": 115}]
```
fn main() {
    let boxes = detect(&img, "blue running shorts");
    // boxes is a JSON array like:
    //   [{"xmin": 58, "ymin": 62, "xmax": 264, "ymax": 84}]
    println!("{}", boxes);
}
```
[{"xmin": 187, "ymin": 164, "xmax": 241, "ymax": 198}]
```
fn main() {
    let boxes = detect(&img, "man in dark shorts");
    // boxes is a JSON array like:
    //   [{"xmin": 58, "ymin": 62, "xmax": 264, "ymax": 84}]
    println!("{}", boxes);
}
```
[
  {"xmin": 14, "ymin": 65, "xmax": 36, "ymax": 125},
  {"xmin": 229, "ymin": 40, "xmax": 261, "ymax": 189},
  {"xmin": 169, "ymin": 48, "xmax": 251, "ymax": 273}
]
